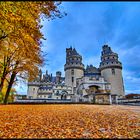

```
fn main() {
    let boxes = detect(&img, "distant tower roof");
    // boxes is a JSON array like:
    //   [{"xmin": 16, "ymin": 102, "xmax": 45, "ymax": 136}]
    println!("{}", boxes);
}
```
[
  {"xmin": 84, "ymin": 65, "xmax": 101, "ymax": 76},
  {"xmin": 39, "ymin": 69, "xmax": 42, "ymax": 73}
]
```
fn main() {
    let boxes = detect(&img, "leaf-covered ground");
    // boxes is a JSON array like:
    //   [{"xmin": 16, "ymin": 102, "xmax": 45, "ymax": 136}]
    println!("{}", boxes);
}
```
[{"xmin": 0, "ymin": 104, "xmax": 139, "ymax": 139}]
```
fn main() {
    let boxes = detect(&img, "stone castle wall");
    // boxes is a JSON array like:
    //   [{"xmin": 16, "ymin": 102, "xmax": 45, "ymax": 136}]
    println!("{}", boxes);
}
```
[
  {"xmin": 101, "ymin": 68, "xmax": 124, "ymax": 97},
  {"xmin": 65, "ymin": 69, "xmax": 84, "ymax": 88}
]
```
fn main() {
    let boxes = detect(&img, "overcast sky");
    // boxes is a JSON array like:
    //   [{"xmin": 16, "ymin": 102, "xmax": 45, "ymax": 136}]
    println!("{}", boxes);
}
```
[{"xmin": 15, "ymin": 2, "xmax": 140, "ymax": 95}]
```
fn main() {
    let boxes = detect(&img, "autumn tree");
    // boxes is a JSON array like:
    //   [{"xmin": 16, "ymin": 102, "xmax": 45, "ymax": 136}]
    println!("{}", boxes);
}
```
[
  {"xmin": 0, "ymin": 76, "xmax": 16, "ymax": 103},
  {"xmin": 0, "ymin": 1, "xmax": 64, "ymax": 104}
]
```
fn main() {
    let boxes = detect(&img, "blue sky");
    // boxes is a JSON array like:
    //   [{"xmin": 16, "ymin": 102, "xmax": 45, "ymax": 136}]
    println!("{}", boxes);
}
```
[{"xmin": 15, "ymin": 2, "xmax": 140, "ymax": 95}]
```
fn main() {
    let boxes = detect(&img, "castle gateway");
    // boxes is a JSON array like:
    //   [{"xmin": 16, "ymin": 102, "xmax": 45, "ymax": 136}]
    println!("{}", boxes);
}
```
[{"xmin": 27, "ymin": 45, "xmax": 125, "ymax": 104}]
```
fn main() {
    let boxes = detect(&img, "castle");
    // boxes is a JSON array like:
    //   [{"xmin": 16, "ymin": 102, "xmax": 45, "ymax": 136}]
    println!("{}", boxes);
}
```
[{"xmin": 27, "ymin": 45, "xmax": 125, "ymax": 104}]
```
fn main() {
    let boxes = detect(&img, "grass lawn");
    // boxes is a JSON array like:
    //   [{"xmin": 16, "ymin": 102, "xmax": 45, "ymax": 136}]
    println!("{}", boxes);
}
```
[{"xmin": 0, "ymin": 104, "xmax": 139, "ymax": 139}]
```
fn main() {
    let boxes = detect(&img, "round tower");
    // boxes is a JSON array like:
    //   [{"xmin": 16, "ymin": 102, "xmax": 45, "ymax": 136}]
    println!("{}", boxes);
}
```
[
  {"xmin": 64, "ymin": 47, "xmax": 84, "ymax": 89},
  {"xmin": 99, "ymin": 45, "xmax": 125, "ymax": 98}
]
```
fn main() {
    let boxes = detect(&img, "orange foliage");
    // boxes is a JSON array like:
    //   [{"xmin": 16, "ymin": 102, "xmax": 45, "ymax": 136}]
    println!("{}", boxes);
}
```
[
  {"xmin": 0, "ymin": 1, "xmax": 64, "ymax": 103},
  {"xmin": 0, "ymin": 105, "xmax": 139, "ymax": 139},
  {"xmin": 0, "ymin": 1, "xmax": 63, "ymax": 81}
]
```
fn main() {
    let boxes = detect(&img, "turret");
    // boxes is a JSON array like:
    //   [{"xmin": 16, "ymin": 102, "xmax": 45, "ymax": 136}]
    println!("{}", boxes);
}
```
[
  {"xmin": 64, "ymin": 47, "xmax": 84, "ymax": 90},
  {"xmin": 56, "ymin": 71, "xmax": 61, "ymax": 84},
  {"xmin": 99, "ymin": 45, "xmax": 125, "ymax": 98},
  {"xmin": 39, "ymin": 69, "xmax": 42, "ymax": 82}
]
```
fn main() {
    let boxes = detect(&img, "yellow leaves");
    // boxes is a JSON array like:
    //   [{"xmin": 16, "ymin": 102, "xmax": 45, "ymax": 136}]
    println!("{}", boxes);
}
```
[
  {"xmin": 0, "ymin": 2, "xmax": 63, "ymax": 92},
  {"xmin": 0, "ymin": 105, "xmax": 139, "ymax": 139}
]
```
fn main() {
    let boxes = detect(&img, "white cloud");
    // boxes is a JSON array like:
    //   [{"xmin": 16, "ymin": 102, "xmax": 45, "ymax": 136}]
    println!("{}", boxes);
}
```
[
  {"xmin": 14, "ymin": 80, "xmax": 27, "ymax": 95},
  {"xmin": 123, "ymin": 70, "xmax": 140, "ymax": 83},
  {"xmin": 125, "ymin": 89, "xmax": 140, "ymax": 94},
  {"xmin": 83, "ymin": 56, "xmax": 100, "ymax": 68}
]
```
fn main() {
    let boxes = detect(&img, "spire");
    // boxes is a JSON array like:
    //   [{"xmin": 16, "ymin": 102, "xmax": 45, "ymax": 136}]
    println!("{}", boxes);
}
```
[
  {"xmin": 72, "ymin": 48, "xmax": 78, "ymax": 55},
  {"xmin": 39, "ymin": 69, "xmax": 42, "ymax": 81},
  {"xmin": 39, "ymin": 69, "xmax": 42, "ymax": 76},
  {"xmin": 46, "ymin": 70, "xmax": 48, "ymax": 75}
]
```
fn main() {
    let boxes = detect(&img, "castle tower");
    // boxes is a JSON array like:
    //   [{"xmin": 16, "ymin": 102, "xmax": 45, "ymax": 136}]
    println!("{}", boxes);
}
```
[
  {"xmin": 99, "ymin": 45, "xmax": 125, "ymax": 98},
  {"xmin": 64, "ymin": 47, "xmax": 84, "ymax": 89},
  {"xmin": 56, "ymin": 71, "xmax": 61, "ymax": 84},
  {"xmin": 39, "ymin": 69, "xmax": 42, "ymax": 82}
]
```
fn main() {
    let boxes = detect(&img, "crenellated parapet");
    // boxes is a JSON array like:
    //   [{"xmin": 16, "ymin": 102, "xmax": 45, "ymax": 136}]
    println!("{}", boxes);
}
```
[
  {"xmin": 99, "ymin": 45, "xmax": 122, "ymax": 70},
  {"xmin": 64, "ymin": 47, "xmax": 84, "ymax": 71}
]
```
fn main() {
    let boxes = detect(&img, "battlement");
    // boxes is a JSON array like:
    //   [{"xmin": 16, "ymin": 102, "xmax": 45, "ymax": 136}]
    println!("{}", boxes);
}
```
[
  {"xmin": 65, "ymin": 47, "xmax": 84, "ymax": 71},
  {"xmin": 100, "ymin": 45, "xmax": 122, "ymax": 69}
]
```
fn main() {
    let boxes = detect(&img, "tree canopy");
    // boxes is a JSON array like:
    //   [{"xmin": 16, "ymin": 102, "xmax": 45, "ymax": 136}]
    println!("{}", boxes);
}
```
[{"xmin": 0, "ymin": 1, "xmax": 64, "ymax": 104}]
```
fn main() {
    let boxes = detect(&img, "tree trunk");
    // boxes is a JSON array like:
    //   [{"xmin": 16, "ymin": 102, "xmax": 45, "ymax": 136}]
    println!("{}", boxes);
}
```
[
  {"xmin": 3, "ymin": 72, "xmax": 16, "ymax": 104},
  {"xmin": 0, "ymin": 66, "xmax": 7, "ymax": 93},
  {"xmin": 3, "ymin": 60, "xmax": 19, "ymax": 104},
  {"xmin": 0, "ymin": 77, "xmax": 5, "ymax": 93}
]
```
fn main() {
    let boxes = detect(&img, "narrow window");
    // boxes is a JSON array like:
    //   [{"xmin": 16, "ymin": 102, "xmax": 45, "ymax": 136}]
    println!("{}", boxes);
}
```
[
  {"xmin": 56, "ymin": 90, "xmax": 59, "ymax": 95},
  {"xmin": 72, "ymin": 77, "xmax": 74, "ymax": 83},
  {"xmin": 112, "ymin": 68, "xmax": 115, "ymax": 75},
  {"xmin": 71, "ymin": 69, "xmax": 74, "ymax": 75}
]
